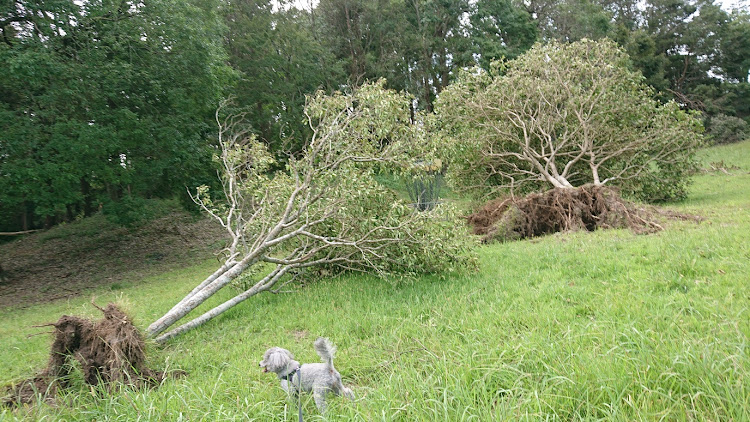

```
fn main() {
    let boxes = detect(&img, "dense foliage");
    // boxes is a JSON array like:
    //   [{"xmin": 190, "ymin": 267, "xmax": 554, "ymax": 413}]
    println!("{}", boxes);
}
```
[
  {"xmin": 223, "ymin": 0, "xmax": 342, "ymax": 153},
  {"xmin": 2, "ymin": 0, "xmax": 748, "ymax": 232},
  {"xmin": 0, "ymin": 0, "xmax": 231, "ymax": 230}
]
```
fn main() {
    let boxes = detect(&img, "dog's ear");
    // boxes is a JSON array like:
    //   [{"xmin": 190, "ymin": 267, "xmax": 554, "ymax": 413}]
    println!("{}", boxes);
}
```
[{"xmin": 264, "ymin": 349, "xmax": 292, "ymax": 372}]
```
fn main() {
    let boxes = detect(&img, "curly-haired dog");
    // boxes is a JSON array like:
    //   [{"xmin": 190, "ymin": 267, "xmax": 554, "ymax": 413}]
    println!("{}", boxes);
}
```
[{"xmin": 259, "ymin": 337, "xmax": 354, "ymax": 412}]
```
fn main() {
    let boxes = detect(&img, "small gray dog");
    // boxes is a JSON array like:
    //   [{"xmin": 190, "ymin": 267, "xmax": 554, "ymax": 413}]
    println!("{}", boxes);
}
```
[{"xmin": 259, "ymin": 337, "xmax": 354, "ymax": 412}]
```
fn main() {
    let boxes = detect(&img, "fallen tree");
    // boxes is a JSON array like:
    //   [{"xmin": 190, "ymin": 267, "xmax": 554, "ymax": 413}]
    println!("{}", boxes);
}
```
[
  {"xmin": 466, "ymin": 185, "xmax": 703, "ymax": 243},
  {"xmin": 436, "ymin": 39, "xmax": 703, "ymax": 202},
  {"xmin": 147, "ymin": 81, "xmax": 473, "ymax": 343}
]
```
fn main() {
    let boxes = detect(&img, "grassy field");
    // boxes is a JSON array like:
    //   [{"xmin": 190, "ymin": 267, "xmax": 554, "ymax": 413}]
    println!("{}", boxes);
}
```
[{"xmin": 1, "ymin": 141, "xmax": 749, "ymax": 421}]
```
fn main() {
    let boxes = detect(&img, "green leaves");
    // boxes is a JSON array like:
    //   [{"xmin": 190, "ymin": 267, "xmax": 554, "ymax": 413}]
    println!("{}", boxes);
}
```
[
  {"xmin": 470, "ymin": 0, "xmax": 537, "ymax": 68},
  {"xmin": 224, "ymin": 0, "xmax": 342, "ymax": 153},
  {"xmin": 199, "ymin": 81, "xmax": 476, "ymax": 282},
  {"xmin": 437, "ymin": 39, "xmax": 703, "ymax": 202},
  {"xmin": 0, "ymin": 0, "xmax": 231, "ymax": 229}
]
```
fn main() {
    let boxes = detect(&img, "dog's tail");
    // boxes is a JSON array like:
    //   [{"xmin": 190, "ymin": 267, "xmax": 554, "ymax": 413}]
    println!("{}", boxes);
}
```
[{"xmin": 314, "ymin": 337, "xmax": 336, "ymax": 370}]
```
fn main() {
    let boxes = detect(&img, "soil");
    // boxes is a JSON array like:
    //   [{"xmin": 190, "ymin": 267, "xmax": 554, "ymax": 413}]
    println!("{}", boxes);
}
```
[
  {"xmin": 0, "ymin": 211, "xmax": 227, "ymax": 309},
  {"xmin": 466, "ymin": 185, "xmax": 701, "ymax": 243},
  {"xmin": 2, "ymin": 303, "xmax": 177, "ymax": 407}
]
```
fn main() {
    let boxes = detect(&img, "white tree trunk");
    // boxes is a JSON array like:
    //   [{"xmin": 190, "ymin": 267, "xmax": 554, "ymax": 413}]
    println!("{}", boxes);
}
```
[
  {"xmin": 545, "ymin": 174, "xmax": 574, "ymax": 189},
  {"xmin": 146, "ymin": 258, "xmax": 254, "ymax": 337},
  {"xmin": 152, "ymin": 266, "xmax": 290, "ymax": 343},
  {"xmin": 177, "ymin": 262, "xmax": 235, "ymax": 308}
]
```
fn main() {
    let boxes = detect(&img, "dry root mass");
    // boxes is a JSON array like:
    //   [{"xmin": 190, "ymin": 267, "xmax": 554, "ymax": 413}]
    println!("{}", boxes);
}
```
[
  {"xmin": 3, "ymin": 303, "xmax": 169, "ymax": 407},
  {"xmin": 467, "ymin": 185, "xmax": 698, "ymax": 243}
]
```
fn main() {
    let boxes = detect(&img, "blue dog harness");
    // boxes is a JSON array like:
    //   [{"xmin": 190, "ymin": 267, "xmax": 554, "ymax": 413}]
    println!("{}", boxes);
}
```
[
  {"xmin": 281, "ymin": 371, "xmax": 296, "ymax": 383},
  {"xmin": 295, "ymin": 368, "xmax": 302, "ymax": 422},
  {"xmin": 280, "ymin": 368, "xmax": 303, "ymax": 421}
]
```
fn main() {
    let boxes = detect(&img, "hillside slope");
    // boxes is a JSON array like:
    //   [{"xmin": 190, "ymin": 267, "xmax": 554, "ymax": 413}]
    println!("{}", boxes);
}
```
[
  {"xmin": 1, "ymin": 141, "xmax": 748, "ymax": 420},
  {"xmin": 0, "ymin": 207, "xmax": 226, "ymax": 308}
]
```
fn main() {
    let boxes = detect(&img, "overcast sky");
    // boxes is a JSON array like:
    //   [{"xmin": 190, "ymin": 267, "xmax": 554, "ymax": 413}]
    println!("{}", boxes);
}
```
[{"xmin": 720, "ymin": 0, "xmax": 749, "ymax": 10}]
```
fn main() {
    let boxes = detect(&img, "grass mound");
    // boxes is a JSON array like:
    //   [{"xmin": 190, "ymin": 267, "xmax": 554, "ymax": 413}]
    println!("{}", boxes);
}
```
[
  {"xmin": 3, "ymin": 303, "xmax": 169, "ymax": 407},
  {"xmin": 467, "ymin": 185, "xmax": 693, "ymax": 242}
]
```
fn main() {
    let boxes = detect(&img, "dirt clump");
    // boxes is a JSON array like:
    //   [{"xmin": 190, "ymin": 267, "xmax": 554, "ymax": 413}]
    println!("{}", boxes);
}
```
[
  {"xmin": 3, "ymin": 303, "xmax": 172, "ymax": 407},
  {"xmin": 467, "ymin": 185, "xmax": 696, "ymax": 243}
]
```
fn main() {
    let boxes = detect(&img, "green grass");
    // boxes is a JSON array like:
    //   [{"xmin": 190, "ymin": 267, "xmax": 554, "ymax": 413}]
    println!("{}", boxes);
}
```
[{"xmin": 2, "ymin": 141, "xmax": 750, "ymax": 421}]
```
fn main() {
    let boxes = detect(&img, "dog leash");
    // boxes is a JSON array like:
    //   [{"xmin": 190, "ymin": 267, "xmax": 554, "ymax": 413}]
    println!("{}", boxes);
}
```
[{"xmin": 296, "ymin": 367, "xmax": 303, "ymax": 422}]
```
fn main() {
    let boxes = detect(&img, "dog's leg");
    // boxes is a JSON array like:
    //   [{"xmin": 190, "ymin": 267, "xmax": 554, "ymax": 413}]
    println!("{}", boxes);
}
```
[
  {"xmin": 313, "ymin": 387, "xmax": 327, "ymax": 412},
  {"xmin": 337, "ymin": 384, "xmax": 354, "ymax": 399},
  {"xmin": 332, "ymin": 379, "xmax": 355, "ymax": 400}
]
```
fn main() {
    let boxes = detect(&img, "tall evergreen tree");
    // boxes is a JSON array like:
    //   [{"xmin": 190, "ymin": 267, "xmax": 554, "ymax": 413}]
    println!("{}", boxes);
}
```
[
  {"xmin": 224, "ymin": 0, "xmax": 343, "ymax": 153},
  {"xmin": 470, "ymin": 0, "xmax": 537, "ymax": 69}
]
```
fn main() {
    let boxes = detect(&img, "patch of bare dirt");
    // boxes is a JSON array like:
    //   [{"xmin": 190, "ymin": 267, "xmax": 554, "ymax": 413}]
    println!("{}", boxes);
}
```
[
  {"xmin": 2, "ymin": 303, "xmax": 182, "ymax": 407},
  {"xmin": 0, "ymin": 211, "xmax": 227, "ymax": 309},
  {"xmin": 467, "ymin": 185, "xmax": 701, "ymax": 243}
]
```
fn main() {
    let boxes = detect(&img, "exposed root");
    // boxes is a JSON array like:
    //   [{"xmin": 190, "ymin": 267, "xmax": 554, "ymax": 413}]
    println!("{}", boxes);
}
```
[
  {"xmin": 3, "ymin": 303, "xmax": 176, "ymax": 407},
  {"xmin": 467, "ymin": 185, "xmax": 700, "ymax": 243}
]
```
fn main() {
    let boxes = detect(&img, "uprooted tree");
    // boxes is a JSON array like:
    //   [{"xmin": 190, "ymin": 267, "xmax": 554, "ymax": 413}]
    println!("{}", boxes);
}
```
[
  {"xmin": 436, "ymin": 38, "xmax": 704, "ymax": 202},
  {"xmin": 147, "ymin": 81, "xmax": 473, "ymax": 343},
  {"xmin": 4, "ymin": 303, "xmax": 168, "ymax": 407}
]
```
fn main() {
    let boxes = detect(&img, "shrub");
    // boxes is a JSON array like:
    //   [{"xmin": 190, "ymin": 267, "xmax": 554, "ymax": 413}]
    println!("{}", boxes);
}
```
[{"xmin": 708, "ymin": 114, "xmax": 749, "ymax": 144}]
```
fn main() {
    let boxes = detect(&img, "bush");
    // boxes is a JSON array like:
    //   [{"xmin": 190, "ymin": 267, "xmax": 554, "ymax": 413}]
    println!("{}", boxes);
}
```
[
  {"xmin": 708, "ymin": 114, "xmax": 749, "ymax": 144},
  {"xmin": 405, "ymin": 160, "xmax": 444, "ymax": 212},
  {"xmin": 101, "ymin": 196, "xmax": 177, "ymax": 228}
]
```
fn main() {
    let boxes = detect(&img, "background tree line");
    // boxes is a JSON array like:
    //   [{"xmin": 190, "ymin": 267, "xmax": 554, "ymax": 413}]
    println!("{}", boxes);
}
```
[{"xmin": 1, "ymin": 0, "xmax": 748, "ymax": 233}]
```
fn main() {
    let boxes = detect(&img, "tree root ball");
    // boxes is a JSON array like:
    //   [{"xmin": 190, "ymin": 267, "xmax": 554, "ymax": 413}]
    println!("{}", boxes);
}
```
[
  {"xmin": 467, "ymin": 185, "xmax": 698, "ymax": 243},
  {"xmin": 3, "ymin": 303, "xmax": 176, "ymax": 407}
]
